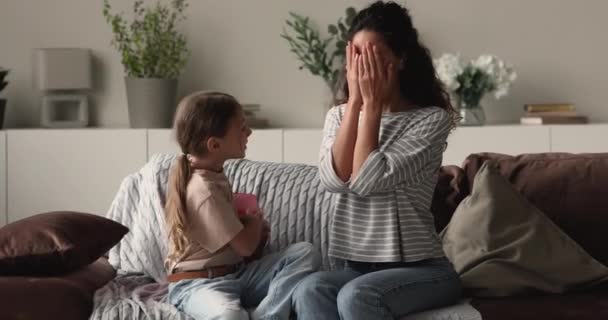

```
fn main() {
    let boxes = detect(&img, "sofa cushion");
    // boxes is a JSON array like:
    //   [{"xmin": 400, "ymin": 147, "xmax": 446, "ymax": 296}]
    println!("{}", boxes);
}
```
[
  {"xmin": 0, "ymin": 257, "xmax": 116, "ymax": 320},
  {"xmin": 441, "ymin": 162, "xmax": 608, "ymax": 297},
  {"xmin": 462, "ymin": 152, "xmax": 608, "ymax": 265},
  {"xmin": 0, "ymin": 211, "xmax": 128, "ymax": 276},
  {"xmin": 431, "ymin": 165, "xmax": 467, "ymax": 232}
]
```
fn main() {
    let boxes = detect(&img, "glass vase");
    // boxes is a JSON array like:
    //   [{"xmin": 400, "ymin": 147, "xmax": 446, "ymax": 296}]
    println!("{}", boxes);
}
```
[
  {"xmin": 459, "ymin": 106, "xmax": 486, "ymax": 126},
  {"xmin": 455, "ymin": 96, "xmax": 486, "ymax": 126}
]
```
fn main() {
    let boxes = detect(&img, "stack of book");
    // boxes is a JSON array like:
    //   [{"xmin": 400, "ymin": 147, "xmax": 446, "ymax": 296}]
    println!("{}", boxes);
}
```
[
  {"xmin": 520, "ymin": 103, "xmax": 588, "ymax": 125},
  {"xmin": 242, "ymin": 104, "xmax": 269, "ymax": 128}
]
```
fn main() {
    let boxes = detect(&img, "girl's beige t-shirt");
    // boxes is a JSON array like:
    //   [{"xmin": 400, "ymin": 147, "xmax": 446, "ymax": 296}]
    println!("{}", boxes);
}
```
[{"xmin": 166, "ymin": 169, "xmax": 244, "ymax": 274}]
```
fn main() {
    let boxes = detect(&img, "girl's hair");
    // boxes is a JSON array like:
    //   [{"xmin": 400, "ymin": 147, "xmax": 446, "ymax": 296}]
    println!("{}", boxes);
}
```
[
  {"xmin": 165, "ymin": 91, "xmax": 240, "ymax": 261},
  {"xmin": 335, "ymin": 1, "xmax": 458, "ymax": 128}
]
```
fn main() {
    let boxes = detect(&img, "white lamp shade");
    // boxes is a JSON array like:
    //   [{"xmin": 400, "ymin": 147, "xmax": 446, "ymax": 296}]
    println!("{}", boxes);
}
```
[{"xmin": 34, "ymin": 48, "xmax": 92, "ymax": 90}]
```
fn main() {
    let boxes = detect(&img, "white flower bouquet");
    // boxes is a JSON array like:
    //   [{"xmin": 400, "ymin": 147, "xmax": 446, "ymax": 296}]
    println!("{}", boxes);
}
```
[{"xmin": 434, "ymin": 53, "xmax": 517, "ymax": 109}]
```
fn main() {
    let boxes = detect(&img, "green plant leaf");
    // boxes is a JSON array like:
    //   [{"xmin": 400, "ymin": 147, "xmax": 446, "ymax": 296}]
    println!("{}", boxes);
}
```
[
  {"xmin": 281, "ymin": 6, "xmax": 358, "ymax": 90},
  {"xmin": 346, "ymin": 7, "xmax": 357, "ymax": 20},
  {"xmin": 328, "ymin": 24, "xmax": 338, "ymax": 35},
  {"xmin": 338, "ymin": 22, "xmax": 347, "ymax": 35},
  {"xmin": 103, "ymin": 0, "xmax": 189, "ymax": 78}
]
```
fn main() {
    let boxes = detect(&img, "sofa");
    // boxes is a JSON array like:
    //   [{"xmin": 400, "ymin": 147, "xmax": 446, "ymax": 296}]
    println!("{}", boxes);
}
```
[
  {"xmin": 0, "ymin": 257, "xmax": 116, "ymax": 320},
  {"xmin": 433, "ymin": 152, "xmax": 608, "ymax": 320},
  {"xmin": 1, "ymin": 152, "xmax": 607, "ymax": 320}
]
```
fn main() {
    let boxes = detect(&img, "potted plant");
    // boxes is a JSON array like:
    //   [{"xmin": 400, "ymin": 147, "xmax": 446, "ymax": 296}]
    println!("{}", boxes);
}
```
[
  {"xmin": 0, "ymin": 68, "xmax": 8, "ymax": 129},
  {"xmin": 281, "ymin": 7, "xmax": 357, "ymax": 95},
  {"xmin": 103, "ymin": 0, "xmax": 189, "ymax": 128}
]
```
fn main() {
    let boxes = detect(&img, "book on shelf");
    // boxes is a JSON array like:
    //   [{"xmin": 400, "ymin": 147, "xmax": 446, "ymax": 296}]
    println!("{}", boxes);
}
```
[
  {"xmin": 241, "ymin": 103, "xmax": 268, "ymax": 127},
  {"xmin": 524, "ymin": 103, "xmax": 575, "ymax": 113},
  {"xmin": 524, "ymin": 111, "xmax": 579, "ymax": 117},
  {"xmin": 242, "ymin": 104, "xmax": 261, "ymax": 112},
  {"xmin": 246, "ymin": 117, "xmax": 270, "ymax": 128},
  {"xmin": 520, "ymin": 115, "xmax": 588, "ymax": 125}
]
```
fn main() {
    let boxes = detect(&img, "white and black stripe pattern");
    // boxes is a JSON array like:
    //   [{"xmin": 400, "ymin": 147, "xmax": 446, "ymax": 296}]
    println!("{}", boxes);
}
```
[{"xmin": 319, "ymin": 105, "xmax": 452, "ymax": 262}]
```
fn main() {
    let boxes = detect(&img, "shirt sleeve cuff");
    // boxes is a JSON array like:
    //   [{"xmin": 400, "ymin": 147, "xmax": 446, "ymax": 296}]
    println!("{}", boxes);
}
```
[
  {"xmin": 349, "ymin": 150, "xmax": 383, "ymax": 197},
  {"xmin": 319, "ymin": 149, "xmax": 351, "ymax": 192}
]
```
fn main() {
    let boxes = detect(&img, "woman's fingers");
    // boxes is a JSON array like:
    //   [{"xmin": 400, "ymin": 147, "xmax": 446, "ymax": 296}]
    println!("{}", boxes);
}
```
[
  {"xmin": 364, "ymin": 44, "xmax": 374, "ymax": 78},
  {"xmin": 372, "ymin": 45, "xmax": 386, "ymax": 80},
  {"xmin": 346, "ymin": 42, "xmax": 351, "ymax": 71},
  {"xmin": 387, "ymin": 63, "xmax": 395, "ymax": 88},
  {"xmin": 367, "ymin": 44, "xmax": 378, "ymax": 79},
  {"xmin": 352, "ymin": 52, "xmax": 359, "ymax": 77},
  {"xmin": 358, "ymin": 55, "xmax": 368, "ymax": 93},
  {"xmin": 358, "ymin": 53, "xmax": 365, "ymax": 78}
]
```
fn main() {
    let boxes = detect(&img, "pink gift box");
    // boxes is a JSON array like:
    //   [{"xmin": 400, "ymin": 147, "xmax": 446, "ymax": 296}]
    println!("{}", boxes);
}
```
[{"xmin": 233, "ymin": 193, "xmax": 258, "ymax": 216}]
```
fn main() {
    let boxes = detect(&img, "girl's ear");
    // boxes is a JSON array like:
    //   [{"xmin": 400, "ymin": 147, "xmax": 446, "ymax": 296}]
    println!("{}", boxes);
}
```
[{"xmin": 206, "ymin": 137, "xmax": 221, "ymax": 152}]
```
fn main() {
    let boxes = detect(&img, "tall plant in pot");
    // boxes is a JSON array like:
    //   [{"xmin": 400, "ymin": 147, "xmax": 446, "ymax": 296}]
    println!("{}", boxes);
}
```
[
  {"xmin": 0, "ymin": 69, "xmax": 8, "ymax": 129},
  {"xmin": 103, "ymin": 0, "xmax": 189, "ymax": 128}
]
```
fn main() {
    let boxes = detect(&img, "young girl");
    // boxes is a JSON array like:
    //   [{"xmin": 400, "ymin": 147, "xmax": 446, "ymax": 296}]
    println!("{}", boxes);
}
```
[
  {"xmin": 293, "ymin": 2, "xmax": 462, "ymax": 320},
  {"xmin": 165, "ymin": 91, "xmax": 320, "ymax": 320}
]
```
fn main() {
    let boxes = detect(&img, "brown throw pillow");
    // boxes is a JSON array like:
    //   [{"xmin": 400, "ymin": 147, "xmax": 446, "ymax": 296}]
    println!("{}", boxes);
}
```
[
  {"xmin": 0, "ymin": 211, "xmax": 128, "ymax": 276},
  {"xmin": 441, "ymin": 162, "xmax": 608, "ymax": 297},
  {"xmin": 462, "ymin": 152, "xmax": 608, "ymax": 266},
  {"xmin": 0, "ymin": 258, "xmax": 116, "ymax": 320}
]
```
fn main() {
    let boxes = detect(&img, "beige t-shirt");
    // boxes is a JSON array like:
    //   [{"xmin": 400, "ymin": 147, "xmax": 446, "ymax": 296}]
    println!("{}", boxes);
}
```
[{"xmin": 166, "ymin": 169, "xmax": 244, "ymax": 274}]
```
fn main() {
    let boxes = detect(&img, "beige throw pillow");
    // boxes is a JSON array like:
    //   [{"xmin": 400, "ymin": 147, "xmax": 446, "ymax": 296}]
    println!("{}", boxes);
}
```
[{"xmin": 441, "ymin": 162, "xmax": 608, "ymax": 297}]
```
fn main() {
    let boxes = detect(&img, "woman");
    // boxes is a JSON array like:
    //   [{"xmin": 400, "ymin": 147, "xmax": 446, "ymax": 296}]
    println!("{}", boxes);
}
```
[{"xmin": 292, "ymin": 2, "xmax": 461, "ymax": 319}]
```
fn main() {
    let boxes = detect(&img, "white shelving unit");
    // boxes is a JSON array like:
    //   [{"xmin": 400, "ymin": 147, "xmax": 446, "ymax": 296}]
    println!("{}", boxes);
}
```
[
  {"xmin": 1, "ymin": 124, "xmax": 606, "ymax": 226},
  {"xmin": 146, "ymin": 129, "xmax": 284, "ymax": 163},
  {"xmin": 6, "ymin": 130, "xmax": 147, "ymax": 223}
]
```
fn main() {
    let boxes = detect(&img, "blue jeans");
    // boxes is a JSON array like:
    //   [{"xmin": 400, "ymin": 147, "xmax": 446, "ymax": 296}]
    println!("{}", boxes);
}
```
[
  {"xmin": 292, "ymin": 257, "xmax": 461, "ymax": 320},
  {"xmin": 168, "ymin": 242, "xmax": 321, "ymax": 320}
]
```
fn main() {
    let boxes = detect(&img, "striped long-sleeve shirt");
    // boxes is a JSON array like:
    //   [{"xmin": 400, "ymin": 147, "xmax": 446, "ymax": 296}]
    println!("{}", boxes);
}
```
[{"xmin": 319, "ymin": 104, "xmax": 452, "ymax": 263}]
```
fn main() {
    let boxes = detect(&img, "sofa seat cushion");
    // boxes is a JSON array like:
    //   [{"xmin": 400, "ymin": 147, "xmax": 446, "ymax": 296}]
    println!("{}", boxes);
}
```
[
  {"xmin": 0, "ymin": 257, "xmax": 115, "ymax": 320},
  {"xmin": 472, "ymin": 286, "xmax": 608, "ymax": 320}
]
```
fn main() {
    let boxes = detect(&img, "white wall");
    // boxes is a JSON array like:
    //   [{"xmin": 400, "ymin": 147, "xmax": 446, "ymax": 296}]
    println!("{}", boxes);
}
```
[{"xmin": 1, "ymin": 0, "xmax": 607, "ymax": 128}]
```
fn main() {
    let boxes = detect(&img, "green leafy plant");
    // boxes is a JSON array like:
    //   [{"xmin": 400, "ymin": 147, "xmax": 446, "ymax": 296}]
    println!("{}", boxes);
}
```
[
  {"xmin": 327, "ymin": 7, "xmax": 357, "ymax": 65},
  {"xmin": 102, "ymin": 0, "xmax": 189, "ymax": 79},
  {"xmin": 281, "ymin": 7, "xmax": 357, "ymax": 90},
  {"xmin": 0, "ymin": 69, "xmax": 8, "ymax": 94}
]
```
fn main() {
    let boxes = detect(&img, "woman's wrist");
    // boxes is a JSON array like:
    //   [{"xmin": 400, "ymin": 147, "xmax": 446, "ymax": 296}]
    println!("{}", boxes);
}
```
[
  {"xmin": 362, "ymin": 101, "xmax": 383, "ymax": 117},
  {"xmin": 347, "ymin": 96, "xmax": 362, "ymax": 110}
]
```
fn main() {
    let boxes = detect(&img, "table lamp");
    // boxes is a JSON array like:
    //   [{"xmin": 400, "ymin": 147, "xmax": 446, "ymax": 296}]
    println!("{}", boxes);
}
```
[{"xmin": 34, "ymin": 48, "xmax": 92, "ymax": 128}]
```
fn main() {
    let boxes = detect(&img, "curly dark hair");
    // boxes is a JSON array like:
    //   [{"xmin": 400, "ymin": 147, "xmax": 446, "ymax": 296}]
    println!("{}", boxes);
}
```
[{"xmin": 335, "ymin": 1, "xmax": 458, "ymax": 128}]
